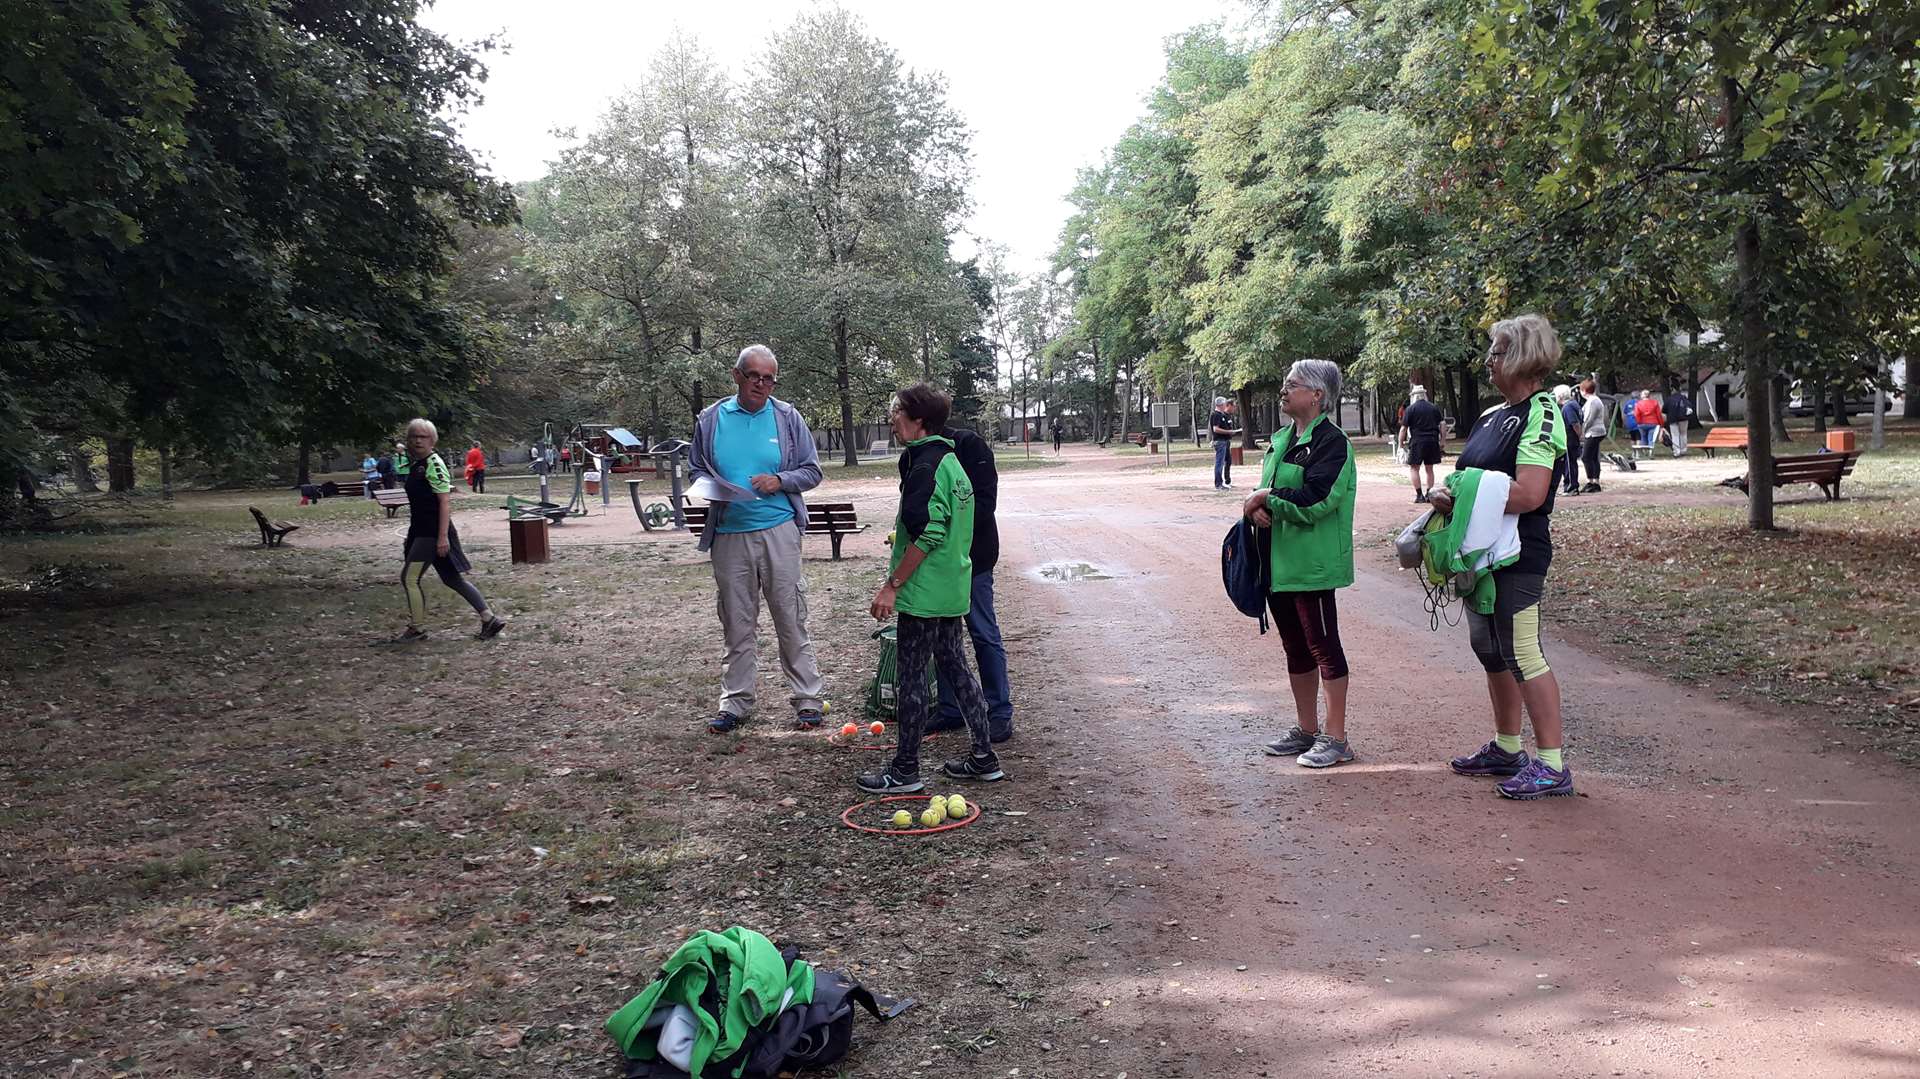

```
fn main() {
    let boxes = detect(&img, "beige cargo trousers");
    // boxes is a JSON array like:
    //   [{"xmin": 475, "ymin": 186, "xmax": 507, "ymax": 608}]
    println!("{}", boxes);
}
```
[{"xmin": 711, "ymin": 523, "xmax": 826, "ymax": 719}]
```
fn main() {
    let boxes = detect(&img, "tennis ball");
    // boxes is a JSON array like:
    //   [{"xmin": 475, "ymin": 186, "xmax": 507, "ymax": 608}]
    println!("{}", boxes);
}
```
[
  {"xmin": 946, "ymin": 794, "xmax": 968, "ymax": 818},
  {"xmin": 839, "ymin": 723, "xmax": 858, "ymax": 737},
  {"xmin": 891, "ymin": 809, "xmax": 913, "ymax": 828},
  {"xmin": 919, "ymin": 807, "xmax": 942, "ymax": 828},
  {"xmin": 868, "ymin": 721, "xmax": 885, "ymax": 736},
  {"xmin": 821, "ymin": 701, "xmax": 831, "ymax": 716}
]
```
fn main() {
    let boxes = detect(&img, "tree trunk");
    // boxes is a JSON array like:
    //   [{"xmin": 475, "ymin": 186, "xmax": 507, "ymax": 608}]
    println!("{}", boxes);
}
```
[
  {"xmin": 833, "ymin": 318, "xmax": 858, "ymax": 467},
  {"xmin": 1811, "ymin": 381, "xmax": 1827, "ymax": 435},
  {"xmin": 648, "ymin": 383, "xmax": 662, "ymax": 445},
  {"xmin": 296, "ymin": 443, "xmax": 313, "ymax": 487},
  {"xmin": 1457, "ymin": 356, "xmax": 1481, "ymax": 420},
  {"xmin": 1905, "ymin": 355, "xmax": 1918, "ymax": 419},
  {"xmin": 69, "ymin": 446, "xmax": 99, "ymax": 492},
  {"xmin": 1686, "ymin": 329, "xmax": 1702, "ymax": 430},
  {"xmin": 106, "ymin": 436, "xmax": 135, "ymax": 492},
  {"xmin": 1734, "ymin": 211, "xmax": 1774, "ymax": 529},
  {"xmin": 1771, "ymin": 374, "xmax": 1791, "ymax": 442},
  {"xmin": 921, "ymin": 328, "xmax": 933, "ymax": 382},
  {"xmin": 1236, "ymin": 385, "xmax": 1256, "ymax": 449},
  {"xmin": 159, "ymin": 445, "xmax": 174, "ymax": 501},
  {"xmin": 1119, "ymin": 362, "xmax": 1134, "ymax": 440}
]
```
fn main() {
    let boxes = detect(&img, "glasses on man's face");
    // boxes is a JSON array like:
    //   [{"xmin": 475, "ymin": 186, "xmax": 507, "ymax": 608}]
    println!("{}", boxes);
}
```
[
  {"xmin": 1282, "ymin": 381, "xmax": 1310, "ymax": 393},
  {"xmin": 740, "ymin": 371, "xmax": 777, "ymax": 386}
]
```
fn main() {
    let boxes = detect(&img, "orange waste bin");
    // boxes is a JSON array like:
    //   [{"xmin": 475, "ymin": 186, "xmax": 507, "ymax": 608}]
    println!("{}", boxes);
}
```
[
  {"xmin": 1230, "ymin": 446, "xmax": 1246, "ymax": 466},
  {"xmin": 1826, "ymin": 430, "xmax": 1856, "ymax": 452}
]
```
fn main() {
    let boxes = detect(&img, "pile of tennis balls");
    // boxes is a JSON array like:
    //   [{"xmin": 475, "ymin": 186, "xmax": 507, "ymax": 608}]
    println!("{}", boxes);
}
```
[
  {"xmin": 888, "ymin": 793, "xmax": 969, "ymax": 830},
  {"xmin": 839, "ymin": 721, "xmax": 886, "ymax": 738}
]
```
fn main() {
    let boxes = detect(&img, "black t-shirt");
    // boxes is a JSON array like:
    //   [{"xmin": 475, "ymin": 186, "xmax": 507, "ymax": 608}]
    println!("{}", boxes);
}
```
[
  {"xmin": 1403, "ymin": 399, "xmax": 1443, "ymax": 442},
  {"xmin": 942, "ymin": 426, "xmax": 999, "ymax": 575},
  {"xmin": 1454, "ymin": 393, "xmax": 1566, "ymax": 576},
  {"xmin": 1209, "ymin": 410, "xmax": 1235, "ymax": 443}
]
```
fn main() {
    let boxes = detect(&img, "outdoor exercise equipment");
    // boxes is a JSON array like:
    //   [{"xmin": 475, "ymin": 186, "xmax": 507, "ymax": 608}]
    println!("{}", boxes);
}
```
[{"xmin": 631, "ymin": 440, "xmax": 693, "ymax": 531}]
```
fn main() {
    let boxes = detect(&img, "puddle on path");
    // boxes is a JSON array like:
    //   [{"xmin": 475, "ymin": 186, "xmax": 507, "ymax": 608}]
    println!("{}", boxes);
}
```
[{"xmin": 1032, "ymin": 561, "xmax": 1113, "ymax": 582}]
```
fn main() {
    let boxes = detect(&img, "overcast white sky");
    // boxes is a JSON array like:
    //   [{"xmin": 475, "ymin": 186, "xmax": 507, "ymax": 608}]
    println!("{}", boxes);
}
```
[{"xmin": 418, "ymin": 0, "xmax": 1242, "ymax": 273}]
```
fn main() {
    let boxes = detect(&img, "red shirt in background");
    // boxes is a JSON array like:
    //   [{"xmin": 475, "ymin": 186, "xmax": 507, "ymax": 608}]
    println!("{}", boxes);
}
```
[
  {"xmin": 1633, "ymin": 398, "xmax": 1664, "ymax": 427},
  {"xmin": 464, "ymin": 448, "xmax": 486, "ymax": 475}
]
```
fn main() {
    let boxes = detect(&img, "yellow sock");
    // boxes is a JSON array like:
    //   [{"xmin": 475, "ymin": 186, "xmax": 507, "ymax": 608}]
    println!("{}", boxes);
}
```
[
  {"xmin": 1536, "ymin": 747, "xmax": 1564, "ymax": 770},
  {"xmin": 1494, "ymin": 733, "xmax": 1523, "ymax": 754}
]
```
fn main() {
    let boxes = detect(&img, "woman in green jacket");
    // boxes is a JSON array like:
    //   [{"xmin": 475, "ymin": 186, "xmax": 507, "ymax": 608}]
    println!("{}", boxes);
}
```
[
  {"xmin": 858, "ymin": 383, "xmax": 1004, "ymax": 794},
  {"xmin": 1243, "ymin": 359, "xmax": 1358, "ymax": 768}
]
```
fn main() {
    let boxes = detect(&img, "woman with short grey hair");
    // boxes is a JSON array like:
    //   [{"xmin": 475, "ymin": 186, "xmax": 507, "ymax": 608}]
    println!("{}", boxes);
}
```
[
  {"xmin": 1245, "ymin": 358, "xmax": 1358, "ymax": 769},
  {"xmin": 1428, "ymin": 313, "xmax": 1573, "ymax": 799}
]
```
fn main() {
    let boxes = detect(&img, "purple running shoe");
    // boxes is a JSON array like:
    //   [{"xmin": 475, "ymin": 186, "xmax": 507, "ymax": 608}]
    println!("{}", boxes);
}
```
[
  {"xmin": 1497, "ymin": 759, "xmax": 1574, "ymax": 800},
  {"xmin": 1450, "ymin": 740, "xmax": 1529, "ymax": 777}
]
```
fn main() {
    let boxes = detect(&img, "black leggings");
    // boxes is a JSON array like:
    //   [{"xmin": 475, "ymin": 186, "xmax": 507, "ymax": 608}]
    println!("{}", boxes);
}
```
[
  {"xmin": 1581, "ymin": 435, "xmax": 1603, "ymax": 482},
  {"xmin": 402, "ymin": 535, "xmax": 487, "ymax": 624},
  {"xmin": 470, "ymin": 469, "xmax": 485, "ymax": 493},
  {"xmin": 891, "ymin": 613, "xmax": 991, "ymax": 776},
  {"xmin": 1267, "ymin": 590, "xmax": 1349, "ymax": 680}
]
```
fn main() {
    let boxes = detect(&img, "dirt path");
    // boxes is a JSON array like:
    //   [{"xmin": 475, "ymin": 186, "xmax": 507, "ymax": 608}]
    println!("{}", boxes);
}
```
[{"xmin": 993, "ymin": 444, "xmax": 1920, "ymax": 1078}]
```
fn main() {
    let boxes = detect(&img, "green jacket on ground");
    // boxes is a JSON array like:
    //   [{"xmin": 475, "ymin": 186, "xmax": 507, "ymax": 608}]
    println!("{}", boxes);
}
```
[
  {"xmin": 605, "ymin": 926, "xmax": 814, "ymax": 1076},
  {"xmin": 1259, "ymin": 413, "xmax": 1356, "ymax": 592},
  {"xmin": 890, "ymin": 433, "xmax": 975, "ymax": 617}
]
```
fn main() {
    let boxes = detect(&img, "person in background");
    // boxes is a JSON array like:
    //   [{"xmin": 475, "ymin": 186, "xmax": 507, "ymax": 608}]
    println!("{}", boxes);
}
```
[
  {"xmin": 1251, "ymin": 359, "xmax": 1359, "ymax": 770},
  {"xmin": 689, "ymin": 344, "xmax": 828, "ymax": 734},
  {"xmin": 1431, "ymin": 314, "xmax": 1573, "ymax": 800},
  {"xmin": 464, "ymin": 440, "xmax": 487, "ymax": 493},
  {"xmin": 931, "ymin": 421, "xmax": 1014, "ymax": 744},
  {"xmin": 360, "ymin": 450, "xmax": 380, "ymax": 499},
  {"xmin": 396, "ymin": 418, "xmax": 507, "ymax": 642},
  {"xmin": 1050, "ymin": 417, "xmax": 1064, "ymax": 455},
  {"xmin": 1632, "ymin": 390, "xmax": 1664, "ymax": 449},
  {"xmin": 1578, "ymin": 379, "xmax": 1606, "ymax": 493},
  {"xmin": 392, "ymin": 441, "xmax": 411, "ymax": 480},
  {"xmin": 560, "ymin": 443, "xmax": 572, "ymax": 473},
  {"xmin": 1399, "ymin": 386, "xmax": 1445, "ymax": 503},
  {"xmin": 1554, "ymin": 385, "xmax": 1583, "ymax": 497},
  {"xmin": 1210, "ymin": 396, "xmax": 1241, "ymax": 489},
  {"xmin": 860, "ymin": 382, "xmax": 1003, "ymax": 792},
  {"xmin": 376, "ymin": 446, "xmax": 399, "ymax": 490},
  {"xmin": 1663, "ymin": 384, "xmax": 1694, "ymax": 457}
]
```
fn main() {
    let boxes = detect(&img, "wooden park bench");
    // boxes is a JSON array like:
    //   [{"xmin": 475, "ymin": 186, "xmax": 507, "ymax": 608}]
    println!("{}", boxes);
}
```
[
  {"xmin": 323, "ymin": 479, "xmax": 367, "ymax": 498},
  {"xmin": 373, "ymin": 487, "xmax": 409, "ymax": 518},
  {"xmin": 249, "ymin": 506, "xmax": 298, "ymax": 547},
  {"xmin": 676, "ymin": 502, "xmax": 869, "ymax": 559},
  {"xmin": 1725, "ymin": 450, "xmax": 1860, "ymax": 501},
  {"xmin": 1698, "ymin": 427, "xmax": 1748, "ymax": 458},
  {"xmin": 1126, "ymin": 432, "xmax": 1150, "ymax": 447}
]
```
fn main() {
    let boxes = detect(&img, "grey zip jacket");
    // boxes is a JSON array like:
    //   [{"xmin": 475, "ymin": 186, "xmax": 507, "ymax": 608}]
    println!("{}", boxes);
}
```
[{"xmin": 688, "ymin": 396, "xmax": 823, "ymax": 552}]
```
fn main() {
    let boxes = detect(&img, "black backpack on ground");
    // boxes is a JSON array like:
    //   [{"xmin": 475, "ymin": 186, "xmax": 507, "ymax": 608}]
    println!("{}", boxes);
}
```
[
  {"xmin": 619, "ymin": 950, "xmax": 913, "ymax": 1079},
  {"xmin": 1222, "ymin": 517, "xmax": 1270, "ymax": 634}
]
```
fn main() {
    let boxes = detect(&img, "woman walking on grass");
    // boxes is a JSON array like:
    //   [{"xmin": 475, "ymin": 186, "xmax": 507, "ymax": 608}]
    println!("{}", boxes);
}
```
[
  {"xmin": 397, "ymin": 418, "xmax": 507, "ymax": 643},
  {"xmin": 1428, "ymin": 315, "xmax": 1574, "ymax": 799},
  {"xmin": 1250, "ymin": 359, "xmax": 1359, "ymax": 769}
]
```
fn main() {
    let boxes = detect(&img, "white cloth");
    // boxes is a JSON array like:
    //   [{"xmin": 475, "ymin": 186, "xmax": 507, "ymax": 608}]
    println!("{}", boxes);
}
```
[
  {"xmin": 1457, "ymin": 470, "xmax": 1521, "ymax": 576},
  {"xmin": 639, "ymin": 1003, "xmax": 700, "ymax": 1073}
]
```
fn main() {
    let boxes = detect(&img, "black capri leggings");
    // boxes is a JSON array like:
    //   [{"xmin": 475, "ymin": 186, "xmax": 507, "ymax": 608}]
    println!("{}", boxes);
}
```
[{"xmin": 1266, "ymin": 589, "xmax": 1349, "ymax": 680}]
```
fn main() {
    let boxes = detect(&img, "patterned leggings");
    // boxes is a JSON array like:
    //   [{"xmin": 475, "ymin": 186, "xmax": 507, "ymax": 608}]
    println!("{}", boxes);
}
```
[{"xmin": 891, "ymin": 613, "xmax": 992, "ymax": 777}]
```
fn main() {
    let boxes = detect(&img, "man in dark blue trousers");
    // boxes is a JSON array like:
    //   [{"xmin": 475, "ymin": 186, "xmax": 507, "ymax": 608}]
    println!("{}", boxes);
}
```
[{"xmin": 930, "ymin": 425, "xmax": 1014, "ymax": 743}]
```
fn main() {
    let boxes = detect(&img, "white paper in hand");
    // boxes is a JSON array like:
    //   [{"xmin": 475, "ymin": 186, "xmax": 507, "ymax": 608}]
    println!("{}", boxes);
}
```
[{"xmin": 689, "ymin": 475, "xmax": 757, "ymax": 502}]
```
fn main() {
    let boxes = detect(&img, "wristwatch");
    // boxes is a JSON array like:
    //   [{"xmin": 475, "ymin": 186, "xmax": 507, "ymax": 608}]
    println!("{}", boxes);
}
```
[{"xmin": 884, "ymin": 576, "xmax": 904, "ymax": 590}]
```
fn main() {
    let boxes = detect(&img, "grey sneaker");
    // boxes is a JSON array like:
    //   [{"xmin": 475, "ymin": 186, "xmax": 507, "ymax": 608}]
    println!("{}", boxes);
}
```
[
  {"xmin": 1297, "ymin": 734, "xmax": 1355, "ymax": 769},
  {"xmin": 1262, "ymin": 725, "xmax": 1319, "ymax": 757}
]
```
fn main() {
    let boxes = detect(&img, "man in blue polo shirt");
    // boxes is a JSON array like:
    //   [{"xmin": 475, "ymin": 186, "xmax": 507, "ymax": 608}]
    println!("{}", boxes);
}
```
[{"xmin": 689, "ymin": 344, "xmax": 828, "ymax": 733}]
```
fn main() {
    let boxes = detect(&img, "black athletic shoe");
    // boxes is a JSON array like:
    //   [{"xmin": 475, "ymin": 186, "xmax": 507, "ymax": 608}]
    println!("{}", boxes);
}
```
[
  {"xmin": 396, "ymin": 626, "xmax": 429, "ymax": 643},
  {"xmin": 1581, "ymin": 482, "xmax": 1602, "ymax": 493},
  {"xmin": 942, "ymin": 754, "xmax": 1006, "ymax": 782},
  {"xmin": 478, "ymin": 616, "xmax": 508, "ymax": 639},
  {"xmin": 989, "ymin": 728, "xmax": 1014, "ymax": 745},
  {"xmin": 795, "ymin": 709, "xmax": 824, "ymax": 730},
  {"xmin": 856, "ymin": 769, "xmax": 923, "ymax": 794},
  {"xmin": 708, "ymin": 711, "xmax": 744, "ymax": 734},
  {"xmin": 1414, "ymin": 491, "xmax": 1428, "ymax": 504}
]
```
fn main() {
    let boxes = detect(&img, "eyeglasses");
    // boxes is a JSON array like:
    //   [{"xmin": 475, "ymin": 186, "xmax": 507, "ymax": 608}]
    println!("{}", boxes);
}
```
[
  {"xmin": 1282, "ymin": 381, "xmax": 1315, "ymax": 393},
  {"xmin": 740, "ymin": 371, "xmax": 777, "ymax": 386},
  {"xmin": 1486, "ymin": 345, "xmax": 1509, "ymax": 359}
]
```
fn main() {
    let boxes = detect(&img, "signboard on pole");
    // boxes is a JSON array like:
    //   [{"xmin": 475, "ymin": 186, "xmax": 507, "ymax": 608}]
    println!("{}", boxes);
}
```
[{"xmin": 1149, "ymin": 401, "xmax": 1180, "ymax": 428}]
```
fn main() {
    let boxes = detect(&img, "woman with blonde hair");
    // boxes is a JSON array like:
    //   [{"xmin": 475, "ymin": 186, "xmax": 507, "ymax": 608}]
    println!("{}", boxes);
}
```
[{"xmin": 1427, "ymin": 315, "xmax": 1573, "ymax": 799}]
